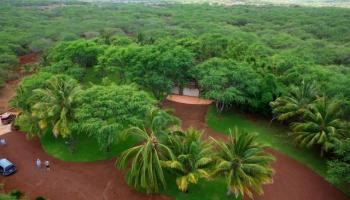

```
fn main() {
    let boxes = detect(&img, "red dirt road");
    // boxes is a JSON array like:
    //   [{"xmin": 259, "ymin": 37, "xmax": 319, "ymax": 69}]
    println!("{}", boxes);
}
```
[
  {"xmin": 0, "ymin": 131, "xmax": 169, "ymax": 200},
  {"xmin": 163, "ymin": 100, "xmax": 349, "ymax": 200}
]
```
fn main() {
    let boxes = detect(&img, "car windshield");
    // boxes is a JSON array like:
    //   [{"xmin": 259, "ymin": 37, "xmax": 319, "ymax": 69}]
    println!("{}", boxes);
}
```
[{"xmin": 5, "ymin": 165, "xmax": 15, "ymax": 171}]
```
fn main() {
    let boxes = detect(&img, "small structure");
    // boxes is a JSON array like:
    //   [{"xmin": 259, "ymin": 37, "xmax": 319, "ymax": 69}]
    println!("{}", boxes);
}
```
[{"xmin": 171, "ymin": 82, "xmax": 200, "ymax": 97}]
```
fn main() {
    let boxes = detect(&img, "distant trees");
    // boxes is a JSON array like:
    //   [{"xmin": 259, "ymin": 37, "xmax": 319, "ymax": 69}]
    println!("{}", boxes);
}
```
[
  {"xmin": 0, "ymin": 50, "xmax": 18, "ymax": 87},
  {"xmin": 49, "ymin": 40, "xmax": 102, "ymax": 68}
]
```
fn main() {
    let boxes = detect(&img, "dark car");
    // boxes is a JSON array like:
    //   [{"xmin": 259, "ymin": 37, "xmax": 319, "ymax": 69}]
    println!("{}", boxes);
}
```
[{"xmin": 0, "ymin": 159, "xmax": 17, "ymax": 176}]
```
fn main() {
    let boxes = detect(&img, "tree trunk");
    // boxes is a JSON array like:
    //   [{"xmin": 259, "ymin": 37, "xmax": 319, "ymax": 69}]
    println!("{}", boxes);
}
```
[
  {"xmin": 216, "ymin": 101, "xmax": 225, "ymax": 113},
  {"xmin": 226, "ymin": 187, "xmax": 232, "ymax": 196}
]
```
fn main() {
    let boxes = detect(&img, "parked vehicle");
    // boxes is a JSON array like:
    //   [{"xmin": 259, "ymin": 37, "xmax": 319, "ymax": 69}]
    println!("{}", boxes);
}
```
[
  {"xmin": 0, "ymin": 158, "xmax": 17, "ymax": 176},
  {"xmin": 1, "ymin": 112, "xmax": 16, "ymax": 125}
]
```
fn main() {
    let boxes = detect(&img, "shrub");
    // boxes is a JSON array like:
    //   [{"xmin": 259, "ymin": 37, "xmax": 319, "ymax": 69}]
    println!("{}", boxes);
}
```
[{"xmin": 9, "ymin": 189, "xmax": 22, "ymax": 199}]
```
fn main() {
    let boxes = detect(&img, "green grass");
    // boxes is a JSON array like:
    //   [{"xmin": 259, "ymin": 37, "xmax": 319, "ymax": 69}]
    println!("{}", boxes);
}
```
[
  {"xmin": 164, "ymin": 174, "xmax": 237, "ymax": 200},
  {"xmin": 41, "ymin": 133, "xmax": 139, "ymax": 162}
]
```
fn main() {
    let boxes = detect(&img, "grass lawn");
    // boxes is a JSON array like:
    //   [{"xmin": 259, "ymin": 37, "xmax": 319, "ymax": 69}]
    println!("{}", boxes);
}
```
[
  {"xmin": 206, "ymin": 106, "xmax": 350, "ymax": 196},
  {"xmin": 40, "ymin": 133, "xmax": 139, "ymax": 162},
  {"xmin": 164, "ymin": 174, "xmax": 237, "ymax": 200}
]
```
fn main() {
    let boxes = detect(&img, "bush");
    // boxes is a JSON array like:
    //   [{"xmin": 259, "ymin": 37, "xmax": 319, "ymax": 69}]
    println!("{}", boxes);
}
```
[
  {"xmin": 35, "ymin": 196, "xmax": 46, "ymax": 200},
  {"xmin": 9, "ymin": 189, "xmax": 22, "ymax": 199}
]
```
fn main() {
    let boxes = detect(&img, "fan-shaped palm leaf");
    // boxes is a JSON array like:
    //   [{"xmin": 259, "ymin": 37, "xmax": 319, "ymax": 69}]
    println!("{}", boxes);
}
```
[
  {"xmin": 270, "ymin": 81, "xmax": 318, "ymax": 121},
  {"xmin": 290, "ymin": 97, "xmax": 347, "ymax": 156},
  {"xmin": 211, "ymin": 127, "xmax": 275, "ymax": 199},
  {"xmin": 32, "ymin": 75, "xmax": 80, "ymax": 138},
  {"xmin": 117, "ymin": 126, "xmax": 176, "ymax": 193},
  {"xmin": 165, "ymin": 128, "xmax": 215, "ymax": 192}
]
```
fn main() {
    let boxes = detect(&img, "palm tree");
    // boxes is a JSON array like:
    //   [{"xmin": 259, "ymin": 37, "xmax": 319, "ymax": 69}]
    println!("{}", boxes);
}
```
[
  {"xmin": 211, "ymin": 127, "xmax": 275, "ymax": 199},
  {"xmin": 145, "ymin": 107, "xmax": 180, "ymax": 136},
  {"xmin": 32, "ymin": 75, "xmax": 80, "ymax": 138},
  {"xmin": 164, "ymin": 128, "xmax": 214, "ymax": 192},
  {"xmin": 116, "ymin": 126, "xmax": 176, "ymax": 193},
  {"xmin": 290, "ymin": 97, "xmax": 347, "ymax": 156},
  {"xmin": 270, "ymin": 81, "xmax": 318, "ymax": 121},
  {"xmin": 14, "ymin": 112, "xmax": 43, "ymax": 139}
]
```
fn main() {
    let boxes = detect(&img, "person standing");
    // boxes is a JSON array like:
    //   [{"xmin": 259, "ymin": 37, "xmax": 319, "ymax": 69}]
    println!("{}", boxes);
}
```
[
  {"xmin": 45, "ymin": 160, "xmax": 50, "ymax": 171},
  {"xmin": 36, "ymin": 158, "xmax": 41, "ymax": 169}
]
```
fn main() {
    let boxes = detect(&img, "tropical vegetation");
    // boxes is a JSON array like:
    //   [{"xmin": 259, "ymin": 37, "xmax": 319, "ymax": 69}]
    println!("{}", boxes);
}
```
[
  {"xmin": 211, "ymin": 128, "xmax": 275, "ymax": 199},
  {"xmin": 1, "ymin": 0, "xmax": 350, "ymax": 198}
]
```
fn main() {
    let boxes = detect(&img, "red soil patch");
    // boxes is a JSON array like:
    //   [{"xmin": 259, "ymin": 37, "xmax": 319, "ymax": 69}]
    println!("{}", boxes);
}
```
[
  {"xmin": 166, "ymin": 95, "xmax": 213, "ymax": 105},
  {"xmin": 163, "ymin": 100, "xmax": 349, "ymax": 200},
  {"xmin": 19, "ymin": 53, "xmax": 41, "ymax": 65},
  {"xmin": 0, "ymin": 131, "xmax": 170, "ymax": 200}
]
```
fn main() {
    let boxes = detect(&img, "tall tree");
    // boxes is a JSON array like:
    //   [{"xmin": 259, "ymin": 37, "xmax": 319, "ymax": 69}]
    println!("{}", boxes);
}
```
[
  {"xmin": 117, "ymin": 126, "xmax": 176, "ymax": 193},
  {"xmin": 211, "ymin": 127, "xmax": 275, "ymax": 199},
  {"xmin": 193, "ymin": 58, "xmax": 262, "ymax": 113},
  {"xmin": 164, "ymin": 128, "xmax": 214, "ymax": 192},
  {"xmin": 290, "ymin": 97, "xmax": 347, "ymax": 155},
  {"xmin": 32, "ymin": 74, "xmax": 80, "ymax": 138},
  {"xmin": 49, "ymin": 40, "xmax": 102, "ymax": 68},
  {"xmin": 270, "ymin": 81, "xmax": 318, "ymax": 121}
]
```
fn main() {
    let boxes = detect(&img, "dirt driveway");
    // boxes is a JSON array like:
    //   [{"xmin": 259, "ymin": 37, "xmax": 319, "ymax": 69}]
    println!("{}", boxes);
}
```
[
  {"xmin": 0, "ymin": 131, "xmax": 169, "ymax": 200},
  {"xmin": 163, "ymin": 99, "xmax": 349, "ymax": 200}
]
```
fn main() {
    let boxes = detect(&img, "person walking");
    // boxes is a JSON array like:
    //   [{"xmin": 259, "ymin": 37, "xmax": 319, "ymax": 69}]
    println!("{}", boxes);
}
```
[
  {"xmin": 45, "ymin": 160, "xmax": 50, "ymax": 171},
  {"xmin": 36, "ymin": 158, "xmax": 41, "ymax": 169},
  {"xmin": 0, "ymin": 138, "xmax": 6, "ymax": 146}
]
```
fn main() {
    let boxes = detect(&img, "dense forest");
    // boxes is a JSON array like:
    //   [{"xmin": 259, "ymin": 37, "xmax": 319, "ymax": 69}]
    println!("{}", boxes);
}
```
[{"xmin": 1, "ymin": 0, "xmax": 350, "ymax": 198}]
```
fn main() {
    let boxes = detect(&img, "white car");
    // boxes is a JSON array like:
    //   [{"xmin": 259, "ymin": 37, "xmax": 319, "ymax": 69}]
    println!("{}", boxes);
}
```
[{"xmin": 0, "ymin": 158, "xmax": 16, "ymax": 176}]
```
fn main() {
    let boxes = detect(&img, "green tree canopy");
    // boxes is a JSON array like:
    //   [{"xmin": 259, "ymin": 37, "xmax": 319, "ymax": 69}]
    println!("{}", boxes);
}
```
[
  {"xmin": 74, "ymin": 84, "xmax": 156, "ymax": 150},
  {"xmin": 327, "ymin": 139, "xmax": 350, "ymax": 184},
  {"xmin": 49, "ymin": 39, "xmax": 103, "ymax": 68}
]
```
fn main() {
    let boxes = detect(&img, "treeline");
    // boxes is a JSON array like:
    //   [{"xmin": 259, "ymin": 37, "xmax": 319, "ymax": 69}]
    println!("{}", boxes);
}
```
[{"xmin": 1, "ymin": 1, "xmax": 350, "ymax": 86}]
